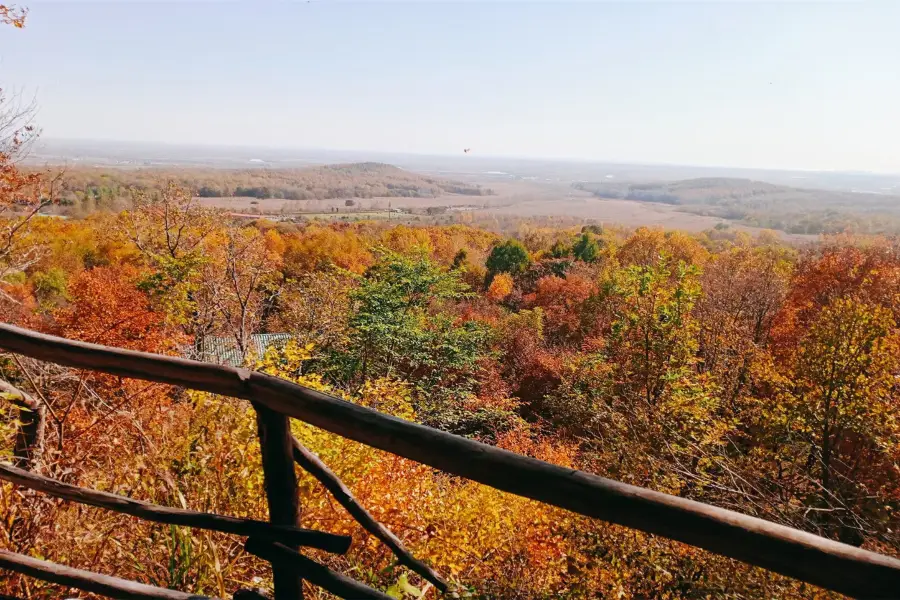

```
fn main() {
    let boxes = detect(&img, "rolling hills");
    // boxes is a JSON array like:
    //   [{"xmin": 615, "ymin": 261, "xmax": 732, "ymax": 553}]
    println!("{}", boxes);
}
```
[{"xmin": 575, "ymin": 177, "xmax": 900, "ymax": 234}]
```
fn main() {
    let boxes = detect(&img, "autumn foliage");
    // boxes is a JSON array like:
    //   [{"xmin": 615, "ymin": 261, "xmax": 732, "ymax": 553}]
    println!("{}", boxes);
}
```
[
  {"xmin": 3, "ymin": 11, "xmax": 900, "ymax": 600},
  {"xmin": 3, "ymin": 187, "xmax": 897, "ymax": 599}
]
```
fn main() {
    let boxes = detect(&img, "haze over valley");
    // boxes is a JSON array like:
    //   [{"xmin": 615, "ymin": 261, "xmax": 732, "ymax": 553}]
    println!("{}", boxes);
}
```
[{"xmin": 32, "ymin": 138, "xmax": 900, "ymax": 237}]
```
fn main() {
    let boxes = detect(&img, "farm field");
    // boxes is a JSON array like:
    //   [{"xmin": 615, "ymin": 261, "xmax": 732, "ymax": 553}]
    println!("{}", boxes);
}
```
[{"xmin": 198, "ymin": 178, "xmax": 809, "ymax": 239}]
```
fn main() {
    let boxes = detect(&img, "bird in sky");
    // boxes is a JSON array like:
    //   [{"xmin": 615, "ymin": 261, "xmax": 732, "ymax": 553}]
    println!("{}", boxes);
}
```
[{"xmin": 464, "ymin": 148, "xmax": 471, "ymax": 154}]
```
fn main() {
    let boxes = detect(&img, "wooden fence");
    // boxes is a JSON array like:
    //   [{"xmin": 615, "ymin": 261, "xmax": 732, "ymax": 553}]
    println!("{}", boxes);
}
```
[{"xmin": 0, "ymin": 323, "xmax": 899, "ymax": 599}]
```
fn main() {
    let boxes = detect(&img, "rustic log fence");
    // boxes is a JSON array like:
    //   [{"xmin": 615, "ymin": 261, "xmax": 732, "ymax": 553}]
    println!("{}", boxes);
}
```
[{"xmin": 0, "ymin": 323, "xmax": 899, "ymax": 599}]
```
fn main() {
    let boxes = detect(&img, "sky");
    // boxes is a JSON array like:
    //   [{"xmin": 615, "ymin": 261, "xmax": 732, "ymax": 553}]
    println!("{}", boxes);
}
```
[{"xmin": 0, "ymin": 1, "xmax": 898, "ymax": 172}]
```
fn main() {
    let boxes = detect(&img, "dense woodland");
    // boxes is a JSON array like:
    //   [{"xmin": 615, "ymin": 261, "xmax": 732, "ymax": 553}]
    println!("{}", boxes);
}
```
[
  {"xmin": 2, "ymin": 174, "xmax": 900, "ymax": 597},
  {"xmin": 39, "ymin": 163, "xmax": 494, "ymax": 215},
  {"xmin": 576, "ymin": 177, "xmax": 900, "ymax": 235},
  {"xmin": 4, "ymin": 9, "xmax": 900, "ymax": 600}
]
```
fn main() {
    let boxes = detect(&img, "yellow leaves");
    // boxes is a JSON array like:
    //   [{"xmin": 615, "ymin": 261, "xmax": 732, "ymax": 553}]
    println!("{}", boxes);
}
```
[
  {"xmin": 257, "ymin": 339, "xmax": 315, "ymax": 378},
  {"xmin": 616, "ymin": 227, "xmax": 709, "ymax": 268},
  {"xmin": 283, "ymin": 224, "xmax": 373, "ymax": 275},
  {"xmin": 357, "ymin": 377, "xmax": 416, "ymax": 421},
  {"xmin": 263, "ymin": 227, "xmax": 286, "ymax": 257},
  {"xmin": 380, "ymin": 224, "xmax": 433, "ymax": 256},
  {"xmin": 485, "ymin": 272, "xmax": 513, "ymax": 301},
  {"xmin": 791, "ymin": 297, "xmax": 900, "ymax": 447}
]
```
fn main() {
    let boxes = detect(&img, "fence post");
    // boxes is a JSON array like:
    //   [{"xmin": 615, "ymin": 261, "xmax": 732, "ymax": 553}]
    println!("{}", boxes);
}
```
[{"xmin": 254, "ymin": 402, "xmax": 303, "ymax": 599}]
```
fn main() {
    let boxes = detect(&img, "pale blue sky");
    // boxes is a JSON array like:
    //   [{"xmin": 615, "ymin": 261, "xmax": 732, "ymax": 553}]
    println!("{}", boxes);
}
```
[{"xmin": 1, "ymin": 1, "xmax": 898, "ymax": 171}]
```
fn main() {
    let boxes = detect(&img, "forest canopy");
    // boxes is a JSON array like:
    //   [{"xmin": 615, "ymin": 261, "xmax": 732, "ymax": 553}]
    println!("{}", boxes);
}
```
[{"xmin": 2, "ymin": 183, "xmax": 900, "ymax": 598}]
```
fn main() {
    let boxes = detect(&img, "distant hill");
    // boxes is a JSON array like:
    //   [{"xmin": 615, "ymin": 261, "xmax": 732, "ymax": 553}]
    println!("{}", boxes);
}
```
[
  {"xmin": 43, "ymin": 162, "xmax": 495, "ymax": 214},
  {"xmin": 577, "ymin": 177, "xmax": 811, "ymax": 206},
  {"xmin": 575, "ymin": 177, "xmax": 900, "ymax": 235}
]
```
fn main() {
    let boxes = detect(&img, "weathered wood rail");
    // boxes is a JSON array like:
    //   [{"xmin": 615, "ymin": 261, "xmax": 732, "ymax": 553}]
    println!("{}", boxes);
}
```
[
  {"xmin": 0, "ymin": 323, "xmax": 899, "ymax": 599},
  {"xmin": 245, "ymin": 539, "xmax": 394, "ymax": 600},
  {"xmin": 0, "ymin": 550, "xmax": 217, "ymax": 600},
  {"xmin": 0, "ymin": 462, "xmax": 350, "ymax": 553}
]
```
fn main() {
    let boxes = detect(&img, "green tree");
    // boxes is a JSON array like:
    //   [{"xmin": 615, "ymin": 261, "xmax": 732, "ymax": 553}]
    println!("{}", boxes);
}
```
[
  {"xmin": 572, "ymin": 232, "xmax": 600, "ymax": 263},
  {"xmin": 548, "ymin": 240, "xmax": 571, "ymax": 259},
  {"xmin": 32, "ymin": 267, "xmax": 68, "ymax": 310},
  {"xmin": 608, "ymin": 257, "xmax": 703, "ymax": 407},
  {"xmin": 485, "ymin": 239, "xmax": 531, "ymax": 282},
  {"xmin": 552, "ymin": 256, "xmax": 724, "ymax": 491},
  {"xmin": 451, "ymin": 248, "xmax": 467, "ymax": 270},
  {"xmin": 329, "ymin": 249, "xmax": 490, "ymax": 430}
]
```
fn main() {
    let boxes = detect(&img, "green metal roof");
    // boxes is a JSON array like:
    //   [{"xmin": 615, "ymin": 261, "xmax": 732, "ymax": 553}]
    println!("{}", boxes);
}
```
[{"xmin": 195, "ymin": 333, "xmax": 293, "ymax": 366}]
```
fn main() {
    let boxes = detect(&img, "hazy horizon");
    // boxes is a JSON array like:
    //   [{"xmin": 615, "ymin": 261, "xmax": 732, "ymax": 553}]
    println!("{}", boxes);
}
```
[
  {"xmin": 33, "ymin": 137, "xmax": 900, "ymax": 178},
  {"xmin": 3, "ymin": 2, "xmax": 899, "ymax": 172}
]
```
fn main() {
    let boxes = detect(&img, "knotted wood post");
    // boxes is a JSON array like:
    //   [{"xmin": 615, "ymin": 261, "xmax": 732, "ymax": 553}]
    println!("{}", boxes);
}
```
[{"xmin": 253, "ymin": 401, "xmax": 303, "ymax": 599}]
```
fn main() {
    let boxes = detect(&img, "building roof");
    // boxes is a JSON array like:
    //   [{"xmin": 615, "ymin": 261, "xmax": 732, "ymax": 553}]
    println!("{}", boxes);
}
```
[{"xmin": 194, "ymin": 333, "xmax": 293, "ymax": 366}]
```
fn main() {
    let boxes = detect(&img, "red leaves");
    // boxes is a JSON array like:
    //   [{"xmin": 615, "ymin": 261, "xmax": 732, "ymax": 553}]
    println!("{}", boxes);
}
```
[
  {"xmin": 53, "ymin": 265, "xmax": 177, "ymax": 353},
  {"xmin": 523, "ymin": 274, "xmax": 597, "ymax": 345},
  {"xmin": 770, "ymin": 240, "xmax": 900, "ymax": 358}
]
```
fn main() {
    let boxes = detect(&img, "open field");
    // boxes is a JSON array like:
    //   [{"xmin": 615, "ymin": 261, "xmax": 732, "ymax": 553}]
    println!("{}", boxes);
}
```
[
  {"xmin": 27, "ymin": 141, "xmax": 830, "ymax": 238},
  {"xmin": 195, "ymin": 179, "xmax": 539, "ymax": 212},
  {"xmin": 199, "ymin": 178, "xmax": 813, "ymax": 240},
  {"xmin": 26, "ymin": 139, "xmax": 892, "ymax": 236},
  {"xmin": 478, "ymin": 195, "xmax": 749, "ymax": 231}
]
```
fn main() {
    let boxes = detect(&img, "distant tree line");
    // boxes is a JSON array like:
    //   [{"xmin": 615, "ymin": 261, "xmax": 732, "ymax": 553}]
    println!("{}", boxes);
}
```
[
  {"xmin": 575, "ymin": 178, "xmax": 900, "ymax": 235},
  {"xmin": 37, "ymin": 162, "xmax": 495, "ymax": 216}
]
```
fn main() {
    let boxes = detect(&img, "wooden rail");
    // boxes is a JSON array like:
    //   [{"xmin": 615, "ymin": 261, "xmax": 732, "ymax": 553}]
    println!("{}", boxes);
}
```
[
  {"xmin": 290, "ymin": 437, "xmax": 448, "ymax": 591},
  {"xmin": 246, "ymin": 539, "xmax": 393, "ymax": 600},
  {"xmin": 0, "ymin": 462, "xmax": 350, "ymax": 553},
  {"xmin": 0, "ymin": 550, "xmax": 218, "ymax": 599},
  {"xmin": 2, "ymin": 323, "xmax": 900, "ymax": 598}
]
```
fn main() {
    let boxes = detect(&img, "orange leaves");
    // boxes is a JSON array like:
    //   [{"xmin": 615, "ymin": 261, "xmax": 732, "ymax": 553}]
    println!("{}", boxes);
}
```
[
  {"xmin": 496, "ymin": 309, "xmax": 564, "ymax": 408},
  {"xmin": 0, "ymin": 4, "xmax": 26, "ymax": 28},
  {"xmin": 523, "ymin": 274, "xmax": 597, "ymax": 345},
  {"xmin": 300, "ymin": 430, "xmax": 575, "ymax": 595},
  {"xmin": 279, "ymin": 223, "xmax": 499, "ymax": 279},
  {"xmin": 770, "ymin": 240, "xmax": 900, "ymax": 359},
  {"xmin": 424, "ymin": 224, "xmax": 497, "ymax": 267},
  {"xmin": 0, "ymin": 118, "xmax": 41, "ymax": 215},
  {"xmin": 53, "ymin": 264, "xmax": 176, "ymax": 353},
  {"xmin": 262, "ymin": 226, "xmax": 286, "ymax": 257},
  {"xmin": 282, "ymin": 224, "xmax": 373, "ymax": 275},
  {"xmin": 617, "ymin": 226, "xmax": 708, "ymax": 267},
  {"xmin": 495, "ymin": 426, "xmax": 577, "ymax": 468},
  {"xmin": 379, "ymin": 224, "xmax": 433, "ymax": 255},
  {"xmin": 0, "ymin": 155, "xmax": 39, "ymax": 209},
  {"xmin": 485, "ymin": 271, "xmax": 513, "ymax": 301}
]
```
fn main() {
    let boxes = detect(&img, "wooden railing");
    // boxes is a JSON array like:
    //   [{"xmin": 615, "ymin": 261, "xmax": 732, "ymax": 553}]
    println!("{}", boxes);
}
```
[{"xmin": 0, "ymin": 323, "xmax": 899, "ymax": 599}]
